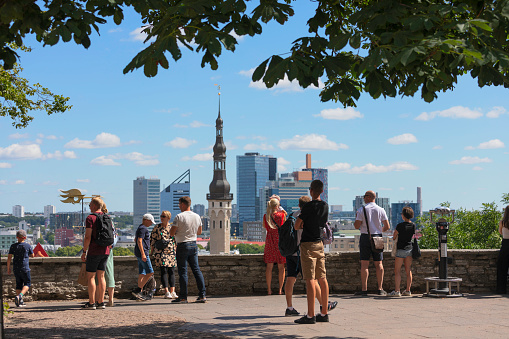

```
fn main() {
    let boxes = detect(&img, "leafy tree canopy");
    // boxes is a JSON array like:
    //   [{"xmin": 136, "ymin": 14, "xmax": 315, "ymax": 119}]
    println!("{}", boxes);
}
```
[
  {"xmin": 2, "ymin": 0, "xmax": 509, "ymax": 111},
  {"xmin": 417, "ymin": 201, "xmax": 503, "ymax": 249},
  {"xmin": 1, "ymin": 45, "xmax": 71, "ymax": 128}
]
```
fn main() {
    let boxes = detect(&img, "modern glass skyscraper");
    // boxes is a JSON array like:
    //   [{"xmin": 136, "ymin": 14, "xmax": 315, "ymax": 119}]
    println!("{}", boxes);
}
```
[
  {"xmin": 133, "ymin": 176, "xmax": 160, "ymax": 229},
  {"xmin": 160, "ymin": 170, "xmax": 190, "ymax": 222},
  {"xmin": 391, "ymin": 202, "xmax": 420, "ymax": 229},
  {"xmin": 236, "ymin": 152, "xmax": 277, "ymax": 233}
]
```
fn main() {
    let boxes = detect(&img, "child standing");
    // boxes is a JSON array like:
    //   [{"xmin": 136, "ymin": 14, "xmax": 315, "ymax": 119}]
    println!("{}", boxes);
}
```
[{"xmin": 7, "ymin": 230, "xmax": 34, "ymax": 307}]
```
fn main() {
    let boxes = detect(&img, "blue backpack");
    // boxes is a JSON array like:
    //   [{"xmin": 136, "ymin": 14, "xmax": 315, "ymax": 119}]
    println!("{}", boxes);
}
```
[{"xmin": 278, "ymin": 215, "xmax": 299, "ymax": 257}]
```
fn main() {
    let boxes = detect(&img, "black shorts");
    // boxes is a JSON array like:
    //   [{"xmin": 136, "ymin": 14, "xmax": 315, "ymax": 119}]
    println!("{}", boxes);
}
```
[
  {"xmin": 86, "ymin": 254, "xmax": 109, "ymax": 273},
  {"xmin": 359, "ymin": 234, "xmax": 383, "ymax": 261},
  {"xmin": 14, "ymin": 270, "xmax": 31, "ymax": 290},
  {"xmin": 286, "ymin": 255, "xmax": 301, "ymax": 278}
]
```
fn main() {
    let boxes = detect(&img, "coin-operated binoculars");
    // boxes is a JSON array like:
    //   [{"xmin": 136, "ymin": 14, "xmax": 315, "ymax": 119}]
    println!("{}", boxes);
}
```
[{"xmin": 424, "ymin": 207, "xmax": 462, "ymax": 297}]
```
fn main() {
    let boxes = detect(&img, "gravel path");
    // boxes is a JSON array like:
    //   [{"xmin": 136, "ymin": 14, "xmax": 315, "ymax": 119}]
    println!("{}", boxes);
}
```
[{"xmin": 4, "ymin": 300, "xmax": 231, "ymax": 338}]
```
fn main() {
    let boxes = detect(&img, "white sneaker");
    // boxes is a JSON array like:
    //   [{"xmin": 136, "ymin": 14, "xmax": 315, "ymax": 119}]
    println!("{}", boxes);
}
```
[
  {"xmin": 170, "ymin": 291, "xmax": 178, "ymax": 299},
  {"xmin": 387, "ymin": 290, "xmax": 401, "ymax": 297},
  {"xmin": 164, "ymin": 292, "xmax": 172, "ymax": 299},
  {"xmin": 402, "ymin": 290, "xmax": 412, "ymax": 296}
]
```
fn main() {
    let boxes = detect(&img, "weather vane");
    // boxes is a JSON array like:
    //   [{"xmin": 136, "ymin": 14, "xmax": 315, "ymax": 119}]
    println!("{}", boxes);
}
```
[
  {"xmin": 214, "ymin": 84, "xmax": 221, "ymax": 96},
  {"xmin": 59, "ymin": 188, "xmax": 102, "ymax": 235}
]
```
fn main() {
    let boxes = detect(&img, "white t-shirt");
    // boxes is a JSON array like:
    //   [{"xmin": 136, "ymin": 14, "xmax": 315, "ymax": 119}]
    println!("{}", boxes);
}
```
[
  {"xmin": 173, "ymin": 211, "xmax": 202, "ymax": 244},
  {"xmin": 355, "ymin": 202, "xmax": 388, "ymax": 234}
]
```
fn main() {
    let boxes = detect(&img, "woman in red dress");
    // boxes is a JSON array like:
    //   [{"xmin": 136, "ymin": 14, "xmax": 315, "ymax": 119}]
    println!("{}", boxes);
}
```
[{"xmin": 263, "ymin": 197, "xmax": 287, "ymax": 295}]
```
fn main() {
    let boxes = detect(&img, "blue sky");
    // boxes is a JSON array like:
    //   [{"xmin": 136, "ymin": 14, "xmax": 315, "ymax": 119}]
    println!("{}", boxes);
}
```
[{"xmin": 1, "ymin": 3, "xmax": 508, "ymax": 214}]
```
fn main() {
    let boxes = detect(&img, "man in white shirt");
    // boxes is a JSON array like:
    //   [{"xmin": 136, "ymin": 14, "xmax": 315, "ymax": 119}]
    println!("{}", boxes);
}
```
[
  {"xmin": 170, "ymin": 196, "xmax": 206, "ymax": 303},
  {"xmin": 354, "ymin": 191, "xmax": 390, "ymax": 296}
]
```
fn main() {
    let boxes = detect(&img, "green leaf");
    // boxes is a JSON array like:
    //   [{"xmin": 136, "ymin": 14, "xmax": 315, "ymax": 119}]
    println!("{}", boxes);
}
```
[
  {"xmin": 400, "ymin": 48, "xmax": 415, "ymax": 66},
  {"xmin": 349, "ymin": 32, "xmax": 361, "ymax": 49},
  {"xmin": 253, "ymin": 58, "xmax": 269, "ymax": 82},
  {"xmin": 469, "ymin": 19, "xmax": 492, "ymax": 32},
  {"xmin": 143, "ymin": 59, "xmax": 158, "ymax": 77}
]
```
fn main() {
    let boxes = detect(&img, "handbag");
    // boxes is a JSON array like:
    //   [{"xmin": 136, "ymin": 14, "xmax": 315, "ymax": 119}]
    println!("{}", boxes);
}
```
[
  {"xmin": 155, "ymin": 237, "xmax": 170, "ymax": 250},
  {"xmin": 363, "ymin": 206, "xmax": 384, "ymax": 253},
  {"xmin": 77, "ymin": 262, "xmax": 88, "ymax": 286},
  {"xmin": 412, "ymin": 237, "xmax": 421, "ymax": 259}
]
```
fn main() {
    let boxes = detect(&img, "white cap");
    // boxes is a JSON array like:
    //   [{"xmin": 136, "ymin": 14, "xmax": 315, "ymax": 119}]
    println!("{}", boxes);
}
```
[{"xmin": 142, "ymin": 213, "xmax": 155, "ymax": 225}]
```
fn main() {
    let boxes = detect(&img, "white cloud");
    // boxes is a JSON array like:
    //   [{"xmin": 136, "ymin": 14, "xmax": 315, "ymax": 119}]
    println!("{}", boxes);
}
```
[
  {"xmin": 65, "ymin": 133, "xmax": 126, "ymax": 149},
  {"xmin": 182, "ymin": 153, "xmax": 213, "ymax": 161},
  {"xmin": 449, "ymin": 156, "xmax": 492, "ymax": 165},
  {"xmin": 278, "ymin": 134, "xmax": 348, "ymax": 151},
  {"xmin": 0, "ymin": 163, "xmax": 12, "ymax": 168},
  {"xmin": 327, "ymin": 163, "xmax": 352, "ymax": 172},
  {"xmin": 14, "ymin": 180, "xmax": 25, "ymax": 185},
  {"xmin": 92, "ymin": 152, "xmax": 159, "ymax": 166},
  {"xmin": 128, "ymin": 26, "xmax": 154, "ymax": 42},
  {"xmin": 9, "ymin": 133, "xmax": 29, "ymax": 139},
  {"xmin": 315, "ymin": 107, "xmax": 364, "ymax": 120},
  {"xmin": 240, "ymin": 69, "xmax": 324, "ymax": 93},
  {"xmin": 42, "ymin": 150, "xmax": 77, "ymax": 160},
  {"xmin": 165, "ymin": 137, "xmax": 197, "ymax": 149},
  {"xmin": 486, "ymin": 106, "xmax": 507, "ymax": 118},
  {"xmin": 91, "ymin": 156, "xmax": 121, "ymax": 166},
  {"xmin": 277, "ymin": 157, "xmax": 291, "ymax": 172},
  {"xmin": 229, "ymin": 30, "xmax": 245, "ymax": 42},
  {"xmin": 478, "ymin": 139, "xmax": 505, "ymax": 149},
  {"xmin": 0, "ymin": 180, "xmax": 6, "ymax": 185},
  {"xmin": 387, "ymin": 133, "xmax": 418, "ymax": 145},
  {"xmin": 0, "ymin": 144, "xmax": 42, "ymax": 160},
  {"xmin": 244, "ymin": 143, "xmax": 274, "ymax": 151},
  {"xmin": 225, "ymin": 141, "xmax": 238, "ymax": 150},
  {"xmin": 108, "ymin": 28, "xmax": 123, "ymax": 33},
  {"xmin": 432, "ymin": 145, "xmax": 443, "ymax": 150},
  {"xmin": 465, "ymin": 139, "xmax": 505, "ymax": 150},
  {"xmin": 415, "ymin": 106, "xmax": 483, "ymax": 121},
  {"xmin": 123, "ymin": 152, "xmax": 159, "ymax": 166},
  {"xmin": 77, "ymin": 179, "xmax": 90, "ymax": 183},
  {"xmin": 173, "ymin": 121, "xmax": 210, "ymax": 128},
  {"xmin": 472, "ymin": 166, "xmax": 483, "ymax": 171},
  {"xmin": 327, "ymin": 161, "xmax": 418, "ymax": 174},
  {"xmin": 378, "ymin": 187, "xmax": 393, "ymax": 191}
]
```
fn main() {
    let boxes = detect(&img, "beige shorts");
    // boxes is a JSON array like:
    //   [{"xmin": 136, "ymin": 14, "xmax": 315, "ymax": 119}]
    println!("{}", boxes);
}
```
[{"xmin": 300, "ymin": 241, "xmax": 326, "ymax": 280}]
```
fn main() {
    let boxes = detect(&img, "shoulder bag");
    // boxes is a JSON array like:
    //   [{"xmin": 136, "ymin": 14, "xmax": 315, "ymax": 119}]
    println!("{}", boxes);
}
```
[
  {"xmin": 363, "ymin": 206, "xmax": 384, "ymax": 253},
  {"xmin": 412, "ymin": 224, "xmax": 421, "ymax": 259}
]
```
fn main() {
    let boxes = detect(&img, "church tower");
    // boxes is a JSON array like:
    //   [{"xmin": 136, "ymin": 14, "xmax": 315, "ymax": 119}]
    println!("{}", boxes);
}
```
[{"xmin": 207, "ymin": 88, "xmax": 233, "ymax": 254}]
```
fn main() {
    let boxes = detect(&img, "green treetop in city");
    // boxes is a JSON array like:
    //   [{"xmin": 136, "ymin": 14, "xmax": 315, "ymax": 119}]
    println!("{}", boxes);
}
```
[{"xmin": 2, "ymin": 1, "xmax": 509, "ymax": 126}]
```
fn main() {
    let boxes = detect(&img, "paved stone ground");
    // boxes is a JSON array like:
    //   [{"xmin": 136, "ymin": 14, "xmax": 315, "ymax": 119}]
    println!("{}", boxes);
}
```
[{"xmin": 4, "ymin": 293, "xmax": 509, "ymax": 338}]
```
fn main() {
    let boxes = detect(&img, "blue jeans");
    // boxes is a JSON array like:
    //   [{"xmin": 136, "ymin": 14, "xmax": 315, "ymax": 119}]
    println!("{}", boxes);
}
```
[{"xmin": 176, "ymin": 241, "xmax": 206, "ymax": 300}]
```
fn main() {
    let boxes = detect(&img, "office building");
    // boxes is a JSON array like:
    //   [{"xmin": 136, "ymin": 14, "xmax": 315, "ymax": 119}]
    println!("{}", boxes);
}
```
[
  {"xmin": 55, "ymin": 228, "xmax": 75, "ymax": 247},
  {"xmin": 193, "ymin": 204, "xmax": 206, "ymax": 217},
  {"xmin": 12, "ymin": 205, "xmax": 24, "ymax": 218},
  {"xmin": 391, "ymin": 201, "xmax": 421, "ymax": 229},
  {"xmin": 244, "ymin": 221, "xmax": 264, "ymax": 242},
  {"xmin": 133, "ymin": 176, "xmax": 160, "ymax": 228},
  {"xmin": 417, "ymin": 186, "xmax": 423, "ymax": 216},
  {"xmin": 237, "ymin": 152, "xmax": 277, "ymax": 232},
  {"xmin": 44, "ymin": 205, "xmax": 56, "ymax": 219},
  {"xmin": 302, "ymin": 154, "xmax": 328, "ymax": 202},
  {"xmin": 49, "ymin": 212, "xmax": 82, "ymax": 230},
  {"xmin": 161, "ymin": 170, "xmax": 190, "ymax": 222},
  {"xmin": 207, "ymin": 100, "xmax": 234, "ymax": 254}
]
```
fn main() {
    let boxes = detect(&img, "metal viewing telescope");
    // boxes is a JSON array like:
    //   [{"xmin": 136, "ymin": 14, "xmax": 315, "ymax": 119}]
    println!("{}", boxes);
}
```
[{"xmin": 424, "ymin": 207, "xmax": 463, "ymax": 297}]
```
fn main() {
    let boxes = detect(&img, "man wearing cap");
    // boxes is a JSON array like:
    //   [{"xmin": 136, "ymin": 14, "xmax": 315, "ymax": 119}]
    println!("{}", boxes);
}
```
[{"xmin": 132, "ymin": 213, "xmax": 155, "ymax": 300}]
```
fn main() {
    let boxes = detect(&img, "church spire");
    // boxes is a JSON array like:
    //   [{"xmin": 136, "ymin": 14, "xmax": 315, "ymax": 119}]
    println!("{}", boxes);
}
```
[{"xmin": 208, "ymin": 85, "xmax": 232, "ymax": 201}]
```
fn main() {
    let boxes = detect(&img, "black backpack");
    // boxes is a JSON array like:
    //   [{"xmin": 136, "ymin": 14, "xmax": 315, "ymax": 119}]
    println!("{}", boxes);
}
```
[
  {"xmin": 91, "ymin": 213, "xmax": 114, "ymax": 247},
  {"xmin": 278, "ymin": 215, "xmax": 299, "ymax": 257}
]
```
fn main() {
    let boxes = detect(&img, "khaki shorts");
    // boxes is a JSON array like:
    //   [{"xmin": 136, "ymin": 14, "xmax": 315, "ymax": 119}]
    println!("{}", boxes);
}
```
[{"xmin": 300, "ymin": 241, "xmax": 326, "ymax": 280}]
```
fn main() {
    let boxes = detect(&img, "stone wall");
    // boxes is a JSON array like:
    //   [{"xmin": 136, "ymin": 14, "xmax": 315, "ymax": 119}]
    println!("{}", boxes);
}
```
[{"xmin": 1, "ymin": 249, "xmax": 500, "ymax": 300}]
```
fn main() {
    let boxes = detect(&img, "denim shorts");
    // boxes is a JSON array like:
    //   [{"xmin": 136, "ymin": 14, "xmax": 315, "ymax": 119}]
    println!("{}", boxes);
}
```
[
  {"xmin": 14, "ymin": 270, "xmax": 31, "ymax": 290},
  {"xmin": 137, "ymin": 256, "xmax": 154, "ymax": 275},
  {"xmin": 396, "ymin": 248, "xmax": 412, "ymax": 258}
]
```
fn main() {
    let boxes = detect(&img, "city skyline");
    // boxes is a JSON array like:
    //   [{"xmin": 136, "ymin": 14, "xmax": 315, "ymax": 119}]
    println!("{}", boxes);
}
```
[{"xmin": 0, "ymin": 3, "xmax": 508, "ymax": 214}]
